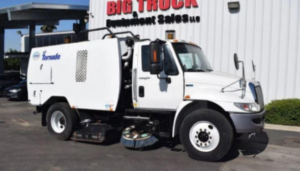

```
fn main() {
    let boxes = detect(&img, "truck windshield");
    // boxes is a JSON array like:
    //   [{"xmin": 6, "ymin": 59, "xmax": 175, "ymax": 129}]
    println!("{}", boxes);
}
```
[{"xmin": 172, "ymin": 43, "xmax": 213, "ymax": 72}]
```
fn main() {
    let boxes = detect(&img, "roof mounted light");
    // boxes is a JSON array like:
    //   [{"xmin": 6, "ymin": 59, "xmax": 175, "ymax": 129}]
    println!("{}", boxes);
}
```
[
  {"xmin": 64, "ymin": 36, "xmax": 71, "ymax": 44},
  {"xmin": 228, "ymin": 2, "xmax": 240, "ymax": 11},
  {"xmin": 166, "ymin": 30, "xmax": 176, "ymax": 40}
]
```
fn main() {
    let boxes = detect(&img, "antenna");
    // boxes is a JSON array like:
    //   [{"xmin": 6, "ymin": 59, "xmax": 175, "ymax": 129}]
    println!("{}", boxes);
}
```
[{"xmin": 252, "ymin": 60, "xmax": 256, "ymax": 80}]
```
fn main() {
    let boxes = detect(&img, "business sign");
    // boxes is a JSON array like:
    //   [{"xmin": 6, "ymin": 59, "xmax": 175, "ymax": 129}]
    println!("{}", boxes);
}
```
[{"xmin": 106, "ymin": 0, "xmax": 200, "ymax": 28}]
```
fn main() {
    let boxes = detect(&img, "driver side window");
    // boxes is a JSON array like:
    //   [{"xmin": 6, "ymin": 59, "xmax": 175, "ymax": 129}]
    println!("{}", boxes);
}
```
[
  {"xmin": 141, "ymin": 45, "xmax": 178, "ymax": 75},
  {"xmin": 163, "ymin": 45, "xmax": 178, "ymax": 75}
]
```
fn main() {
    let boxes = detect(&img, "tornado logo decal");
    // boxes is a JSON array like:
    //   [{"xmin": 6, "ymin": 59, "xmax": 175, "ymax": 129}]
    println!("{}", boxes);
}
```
[{"xmin": 32, "ymin": 52, "xmax": 41, "ymax": 61}]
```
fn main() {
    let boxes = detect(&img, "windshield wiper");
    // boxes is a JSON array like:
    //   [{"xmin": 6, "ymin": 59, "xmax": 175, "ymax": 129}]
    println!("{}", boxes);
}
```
[
  {"xmin": 196, "ymin": 69, "xmax": 207, "ymax": 72},
  {"xmin": 186, "ymin": 69, "xmax": 212, "ymax": 72},
  {"xmin": 195, "ymin": 69, "xmax": 213, "ymax": 72},
  {"xmin": 185, "ymin": 69, "xmax": 213, "ymax": 72},
  {"xmin": 186, "ymin": 69, "xmax": 205, "ymax": 72}
]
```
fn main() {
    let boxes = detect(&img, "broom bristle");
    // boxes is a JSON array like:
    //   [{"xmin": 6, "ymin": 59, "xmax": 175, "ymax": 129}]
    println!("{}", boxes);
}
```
[{"xmin": 121, "ymin": 136, "xmax": 158, "ymax": 149}]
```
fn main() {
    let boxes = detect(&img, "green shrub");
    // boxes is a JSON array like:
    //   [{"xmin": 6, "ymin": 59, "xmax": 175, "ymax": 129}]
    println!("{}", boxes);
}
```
[
  {"xmin": 4, "ymin": 49, "xmax": 21, "ymax": 70},
  {"xmin": 265, "ymin": 99, "xmax": 300, "ymax": 126},
  {"xmin": 4, "ymin": 58, "xmax": 21, "ymax": 70}
]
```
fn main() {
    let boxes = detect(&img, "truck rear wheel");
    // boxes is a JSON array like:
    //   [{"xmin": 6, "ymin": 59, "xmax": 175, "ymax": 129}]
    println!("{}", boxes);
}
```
[
  {"xmin": 46, "ymin": 103, "xmax": 79, "ymax": 140},
  {"xmin": 180, "ymin": 109, "xmax": 233, "ymax": 161}
]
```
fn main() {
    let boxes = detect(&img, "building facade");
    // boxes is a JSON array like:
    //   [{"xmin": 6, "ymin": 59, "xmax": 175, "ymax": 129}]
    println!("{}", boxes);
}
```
[{"xmin": 89, "ymin": 0, "xmax": 300, "ymax": 103}]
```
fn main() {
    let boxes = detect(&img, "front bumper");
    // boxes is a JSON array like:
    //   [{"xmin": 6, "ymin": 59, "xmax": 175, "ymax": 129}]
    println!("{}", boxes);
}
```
[{"xmin": 230, "ymin": 109, "xmax": 265, "ymax": 133}]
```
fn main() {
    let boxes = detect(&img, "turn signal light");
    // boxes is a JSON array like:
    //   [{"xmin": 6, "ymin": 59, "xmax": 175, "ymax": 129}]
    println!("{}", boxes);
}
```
[
  {"xmin": 184, "ymin": 95, "xmax": 191, "ymax": 99},
  {"xmin": 153, "ymin": 50, "xmax": 157, "ymax": 62}
]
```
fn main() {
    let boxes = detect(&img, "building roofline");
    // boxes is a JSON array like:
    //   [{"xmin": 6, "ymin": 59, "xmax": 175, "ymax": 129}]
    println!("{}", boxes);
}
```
[{"xmin": 0, "ymin": 2, "xmax": 89, "ymax": 14}]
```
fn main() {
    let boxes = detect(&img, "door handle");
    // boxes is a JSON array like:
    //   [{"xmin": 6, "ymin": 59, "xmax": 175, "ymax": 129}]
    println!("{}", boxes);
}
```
[{"xmin": 139, "ymin": 86, "xmax": 144, "ymax": 98}]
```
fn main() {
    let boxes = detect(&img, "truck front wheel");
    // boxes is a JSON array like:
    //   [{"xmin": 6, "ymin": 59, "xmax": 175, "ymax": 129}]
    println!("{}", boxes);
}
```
[
  {"xmin": 180, "ymin": 109, "xmax": 233, "ymax": 161},
  {"xmin": 46, "ymin": 103, "xmax": 79, "ymax": 140}
]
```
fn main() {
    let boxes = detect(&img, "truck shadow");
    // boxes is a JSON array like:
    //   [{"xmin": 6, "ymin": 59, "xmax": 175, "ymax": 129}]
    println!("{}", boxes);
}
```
[
  {"xmin": 71, "ymin": 131, "xmax": 269, "ymax": 162},
  {"xmin": 0, "ymin": 96, "xmax": 28, "ymax": 102},
  {"xmin": 8, "ymin": 98, "xmax": 28, "ymax": 102},
  {"xmin": 166, "ymin": 131, "xmax": 269, "ymax": 162},
  {"xmin": 221, "ymin": 131, "xmax": 269, "ymax": 162}
]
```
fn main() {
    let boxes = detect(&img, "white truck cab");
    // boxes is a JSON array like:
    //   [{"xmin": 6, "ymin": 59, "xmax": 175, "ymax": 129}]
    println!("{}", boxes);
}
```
[{"xmin": 28, "ymin": 28, "xmax": 265, "ymax": 162}]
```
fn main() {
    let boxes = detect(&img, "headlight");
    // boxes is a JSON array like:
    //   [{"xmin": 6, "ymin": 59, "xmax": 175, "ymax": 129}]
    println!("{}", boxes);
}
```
[
  {"xmin": 234, "ymin": 103, "xmax": 260, "ymax": 112},
  {"xmin": 9, "ymin": 89, "xmax": 21, "ymax": 93}
]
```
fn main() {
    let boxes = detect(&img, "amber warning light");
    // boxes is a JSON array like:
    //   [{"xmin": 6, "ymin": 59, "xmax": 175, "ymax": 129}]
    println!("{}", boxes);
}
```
[{"xmin": 166, "ymin": 30, "xmax": 176, "ymax": 40}]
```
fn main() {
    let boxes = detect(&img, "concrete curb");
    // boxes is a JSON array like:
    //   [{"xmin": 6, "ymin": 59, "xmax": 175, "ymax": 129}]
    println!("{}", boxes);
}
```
[{"xmin": 265, "ymin": 123, "xmax": 300, "ymax": 133}]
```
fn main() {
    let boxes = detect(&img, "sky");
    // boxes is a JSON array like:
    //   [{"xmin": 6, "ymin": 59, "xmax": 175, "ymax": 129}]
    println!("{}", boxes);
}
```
[{"xmin": 0, "ymin": 0, "xmax": 90, "ymax": 52}]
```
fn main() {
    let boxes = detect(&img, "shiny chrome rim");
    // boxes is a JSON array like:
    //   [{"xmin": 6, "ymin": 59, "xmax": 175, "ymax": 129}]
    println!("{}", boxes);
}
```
[
  {"xmin": 51, "ymin": 111, "xmax": 66, "ymax": 134},
  {"xmin": 189, "ymin": 121, "xmax": 220, "ymax": 152}
]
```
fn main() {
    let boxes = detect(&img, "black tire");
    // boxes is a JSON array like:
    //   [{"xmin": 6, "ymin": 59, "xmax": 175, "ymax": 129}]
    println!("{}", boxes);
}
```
[
  {"xmin": 235, "ymin": 133, "xmax": 243, "ymax": 139},
  {"xmin": 180, "ymin": 109, "xmax": 233, "ymax": 161},
  {"xmin": 46, "ymin": 103, "xmax": 79, "ymax": 140}
]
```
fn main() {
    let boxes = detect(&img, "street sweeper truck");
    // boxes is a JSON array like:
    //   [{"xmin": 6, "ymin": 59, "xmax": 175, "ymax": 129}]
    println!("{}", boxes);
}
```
[{"xmin": 27, "ymin": 28, "xmax": 265, "ymax": 161}]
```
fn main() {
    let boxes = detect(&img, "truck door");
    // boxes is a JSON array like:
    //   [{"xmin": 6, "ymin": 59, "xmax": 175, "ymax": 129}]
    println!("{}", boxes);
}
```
[{"xmin": 135, "ymin": 42, "xmax": 184, "ymax": 110}]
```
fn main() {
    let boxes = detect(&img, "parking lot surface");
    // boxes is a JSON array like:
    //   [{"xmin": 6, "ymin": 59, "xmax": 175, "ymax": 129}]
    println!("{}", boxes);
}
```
[{"xmin": 1, "ymin": 98, "xmax": 300, "ymax": 171}]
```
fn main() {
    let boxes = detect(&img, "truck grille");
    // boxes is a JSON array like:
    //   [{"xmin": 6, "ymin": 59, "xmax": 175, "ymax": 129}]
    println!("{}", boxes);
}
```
[{"xmin": 255, "ymin": 86, "xmax": 264, "ymax": 109}]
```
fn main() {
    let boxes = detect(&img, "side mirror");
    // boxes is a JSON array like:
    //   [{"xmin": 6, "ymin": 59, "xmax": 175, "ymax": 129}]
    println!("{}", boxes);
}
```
[
  {"xmin": 234, "ymin": 53, "xmax": 239, "ymax": 70},
  {"xmin": 150, "ymin": 41, "xmax": 162, "ymax": 75}
]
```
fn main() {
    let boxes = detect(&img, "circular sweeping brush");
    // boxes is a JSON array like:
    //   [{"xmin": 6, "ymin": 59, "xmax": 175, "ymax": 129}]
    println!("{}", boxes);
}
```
[{"xmin": 120, "ymin": 125, "xmax": 158, "ymax": 149}]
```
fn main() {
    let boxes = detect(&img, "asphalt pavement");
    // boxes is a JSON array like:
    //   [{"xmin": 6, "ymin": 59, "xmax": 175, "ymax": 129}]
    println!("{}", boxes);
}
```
[{"xmin": 0, "ymin": 98, "xmax": 300, "ymax": 171}]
